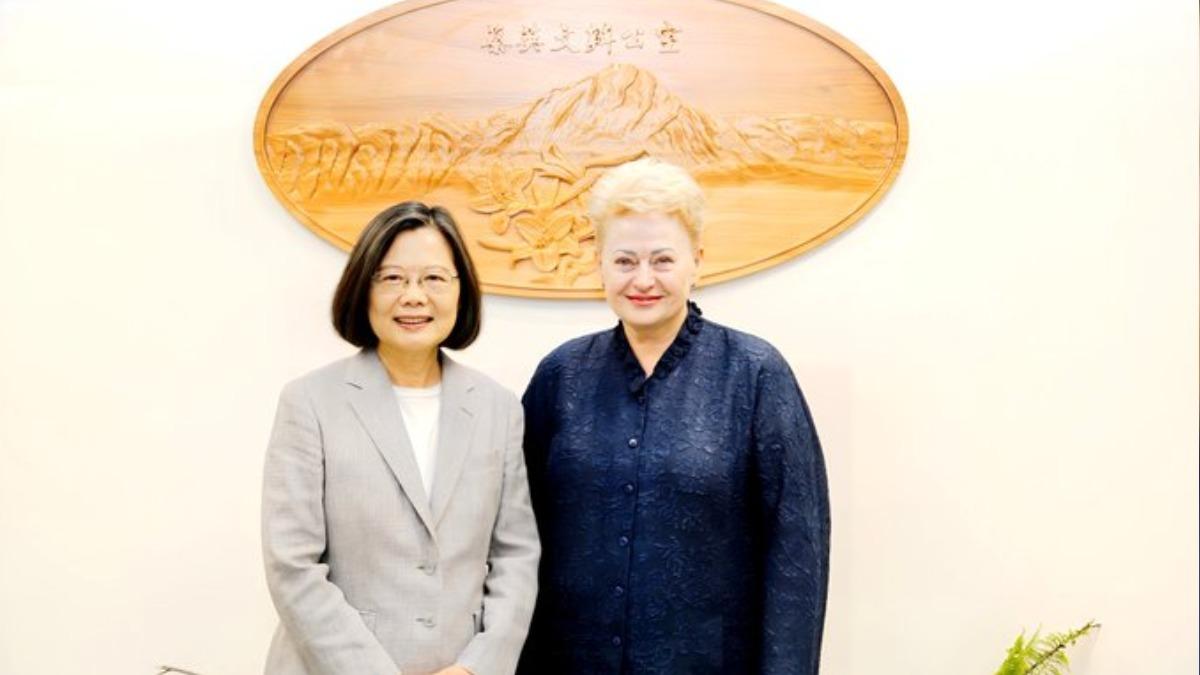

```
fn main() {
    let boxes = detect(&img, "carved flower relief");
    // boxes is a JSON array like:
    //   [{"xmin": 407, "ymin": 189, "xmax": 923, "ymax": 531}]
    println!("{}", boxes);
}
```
[
  {"xmin": 480, "ymin": 207, "xmax": 595, "ymax": 274},
  {"xmin": 467, "ymin": 164, "xmax": 534, "ymax": 225},
  {"xmin": 514, "ymin": 208, "xmax": 582, "ymax": 271},
  {"xmin": 552, "ymin": 247, "xmax": 598, "ymax": 286},
  {"xmin": 467, "ymin": 156, "xmax": 599, "ymax": 282}
]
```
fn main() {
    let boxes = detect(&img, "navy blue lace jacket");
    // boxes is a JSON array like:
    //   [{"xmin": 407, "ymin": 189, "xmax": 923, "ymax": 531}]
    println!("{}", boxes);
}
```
[{"xmin": 516, "ymin": 303, "xmax": 830, "ymax": 674}]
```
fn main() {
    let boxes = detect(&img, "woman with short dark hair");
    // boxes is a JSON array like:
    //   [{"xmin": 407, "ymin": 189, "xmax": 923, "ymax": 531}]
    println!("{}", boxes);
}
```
[
  {"xmin": 263, "ymin": 201, "xmax": 539, "ymax": 675},
  {"xmin": 330, "ymin": 202, "xmax": 483, "ymax": 351}
]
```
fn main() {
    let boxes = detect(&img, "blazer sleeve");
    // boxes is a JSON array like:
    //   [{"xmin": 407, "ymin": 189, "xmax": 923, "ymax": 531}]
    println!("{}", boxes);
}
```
[
  {"xmin": 751, "ymin": 352, "xmax": 831, "ymax": 675},
  {"xmin": 261, "ymin": 380, "xmax": 400, "ymax": 675},
  {"xmin": 456, "ymin": 392, "xmax": 541, "ymax": 675}
]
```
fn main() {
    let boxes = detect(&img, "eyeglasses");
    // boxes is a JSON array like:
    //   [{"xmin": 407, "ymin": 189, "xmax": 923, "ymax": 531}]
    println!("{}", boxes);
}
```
[{"xmin": 371, "ymin": 266, "xmax": 459, "ymax": 295}]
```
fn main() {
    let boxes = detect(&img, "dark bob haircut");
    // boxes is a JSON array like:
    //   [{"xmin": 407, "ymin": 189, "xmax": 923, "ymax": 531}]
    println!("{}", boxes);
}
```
[{"xmin": 331, "ymin": 201, "xmax": 482, "ymax": 350}]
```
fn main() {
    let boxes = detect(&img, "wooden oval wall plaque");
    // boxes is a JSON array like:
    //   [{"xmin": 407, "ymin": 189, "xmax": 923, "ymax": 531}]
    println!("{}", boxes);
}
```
[{"xmin": 254, "ymin": 0, "xmax": 907, "ymax": 298}]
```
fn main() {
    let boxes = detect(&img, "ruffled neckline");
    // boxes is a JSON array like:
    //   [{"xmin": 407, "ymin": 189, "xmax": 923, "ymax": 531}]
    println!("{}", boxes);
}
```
[{"xmin": 612, "ymin": 301, "xmax": 705, "ymax": 393}]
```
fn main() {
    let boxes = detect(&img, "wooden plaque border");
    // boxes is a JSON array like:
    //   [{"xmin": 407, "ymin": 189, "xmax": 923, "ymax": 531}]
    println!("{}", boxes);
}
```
[{"xmin": 253, "ymin": 0, "xmax": 908, "ymax": 298}]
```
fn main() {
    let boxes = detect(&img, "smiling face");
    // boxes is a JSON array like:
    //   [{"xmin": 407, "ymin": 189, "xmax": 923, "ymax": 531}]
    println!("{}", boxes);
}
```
[
  {"xmin": 367, "ymin": 226, "xmax": 460, "ymax": 359},
  {"xmin": 599, "ymin": 211, "xmax": 701, "ymax": 337}
]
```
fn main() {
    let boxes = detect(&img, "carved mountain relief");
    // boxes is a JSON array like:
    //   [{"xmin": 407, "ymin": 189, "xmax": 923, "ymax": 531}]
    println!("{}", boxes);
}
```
[{"xmin": 265, "ymin": 64, "xmax": 897, "ymax": 286}]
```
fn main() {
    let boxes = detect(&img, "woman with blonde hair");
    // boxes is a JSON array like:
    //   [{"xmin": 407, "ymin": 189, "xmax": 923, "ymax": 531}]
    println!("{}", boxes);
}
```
[{"xmin": 518, "ymin": 159, "xmax": 830, "ymax": 674}]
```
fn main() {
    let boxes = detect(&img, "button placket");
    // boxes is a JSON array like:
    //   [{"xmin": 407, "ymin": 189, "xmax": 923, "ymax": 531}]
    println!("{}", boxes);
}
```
[{"xmin": 611, "ymin": 385, "xmax": 649, "ymax": 659}]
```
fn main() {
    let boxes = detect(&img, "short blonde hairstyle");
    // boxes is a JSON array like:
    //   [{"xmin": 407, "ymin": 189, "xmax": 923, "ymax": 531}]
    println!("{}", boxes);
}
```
[{"xmin": 588, "ymin": 157, "xmax": 705, "ymax": 245}]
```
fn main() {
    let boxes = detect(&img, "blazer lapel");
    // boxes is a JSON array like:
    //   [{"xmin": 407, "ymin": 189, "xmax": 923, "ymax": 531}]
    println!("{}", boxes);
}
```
[
  {"xmin": 429, "ymin": 355, "xmax": 477, "ymax": 527},
  {"xmin": 344, "ymin": 349, "xmax": 437, "ymax": 537}
]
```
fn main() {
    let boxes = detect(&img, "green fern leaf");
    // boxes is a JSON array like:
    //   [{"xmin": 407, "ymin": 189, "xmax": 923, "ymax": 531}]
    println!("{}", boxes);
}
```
[
  {"xmin": 1028, "ymin": 621, "xmax": 1099, "ymax": 675},
  {"xmin": 995, "ymin": 620, "xmax": 1099, "ymax": 675},
  {"xmin": 995, "ymin": 632, "xmax": 1036, "ymax": 675}
]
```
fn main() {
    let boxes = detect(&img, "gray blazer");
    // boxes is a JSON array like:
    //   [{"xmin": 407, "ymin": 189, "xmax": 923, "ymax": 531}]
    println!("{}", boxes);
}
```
[{"xmin": 262, "ymin": 350, "xmax": 540, "ymax": 675}]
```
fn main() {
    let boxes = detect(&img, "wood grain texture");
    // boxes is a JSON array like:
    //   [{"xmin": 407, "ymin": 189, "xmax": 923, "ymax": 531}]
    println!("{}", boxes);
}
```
[{"xmin": 254, "ymin": 0, "xmax": 908, "ymax": 298}]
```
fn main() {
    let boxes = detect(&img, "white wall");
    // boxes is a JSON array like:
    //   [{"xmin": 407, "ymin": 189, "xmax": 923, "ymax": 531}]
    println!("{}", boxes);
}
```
[{"xmin": 1, "ymin": 0, "xmax": 1196, "ymax": 673}]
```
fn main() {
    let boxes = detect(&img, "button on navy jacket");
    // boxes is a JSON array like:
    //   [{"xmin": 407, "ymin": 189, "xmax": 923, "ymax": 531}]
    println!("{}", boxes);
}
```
[{"xmin": 517, "ymin": 303, "xmax": 830, "ymax": 674}]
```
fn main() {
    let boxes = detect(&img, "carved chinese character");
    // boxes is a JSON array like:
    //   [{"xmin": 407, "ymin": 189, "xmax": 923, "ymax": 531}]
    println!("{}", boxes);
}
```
[
  {"xmin": 550, "ymin": 24, "xmax": 578, "ymax": 53},
  {"xmin": 656, "ymin": 20, "xmax": 681, "ymax": 53},
  {"xmin": 621, "ymin": 28, "xmax": 645, "ymax": 50},
  {"xmin": 584, "ymin": 23, "xmax": 615, "ymax": 55},
  {"xmin": 518, "ymin": 24, "xmax": 544, "ymax": 53},
  {"xmin": 481, "ymin": 25, "xmax": 509, "ymax": 55}
]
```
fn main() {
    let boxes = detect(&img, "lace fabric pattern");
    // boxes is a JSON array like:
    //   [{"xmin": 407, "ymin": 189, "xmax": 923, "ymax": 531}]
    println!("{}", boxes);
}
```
[{"xmin": 517, "ymin": 303, "xmax": 830, "ymax": 674}]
